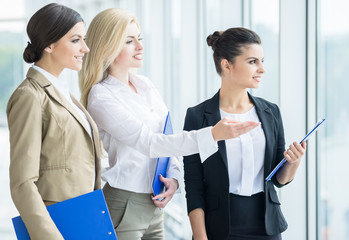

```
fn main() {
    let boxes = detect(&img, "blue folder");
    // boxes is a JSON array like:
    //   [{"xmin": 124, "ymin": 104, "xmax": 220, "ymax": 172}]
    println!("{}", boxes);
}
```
[
  {"xmin": 152, "ymin": 112, "xmax": 173, "ymax": 196},
  {"xmin": 12, "ymin": 189, "xmax": 117, "ymax": 240},
  {"xmin": 265, "ymin": 118, "xmax": 326, "ymax": 182}
]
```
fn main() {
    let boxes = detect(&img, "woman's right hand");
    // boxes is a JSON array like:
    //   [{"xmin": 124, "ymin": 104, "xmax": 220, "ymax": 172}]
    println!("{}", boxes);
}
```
[{"xmin": 211, "ymin": 117, "xmax": 260, "ymax": 141}]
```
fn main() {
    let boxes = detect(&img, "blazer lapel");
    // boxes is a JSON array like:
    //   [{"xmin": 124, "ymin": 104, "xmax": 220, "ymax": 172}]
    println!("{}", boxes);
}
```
[
  {"xmin": 204, "ymin": 91, "xmax": 228, "ymax": 170},
  {"xmin": 71, "ymin": 95, "xmax": 99, "ymax": 144},
  {"xmin": 249, "ymin": 93, "xmax": 275, "ymax": 177},
  {"xmin": 27, "ymin": 68, "xmax": 93, "ymax": 139},
  {"xmin": 71, "ymin": 95, "xmax": 101, "ymax": 189}
]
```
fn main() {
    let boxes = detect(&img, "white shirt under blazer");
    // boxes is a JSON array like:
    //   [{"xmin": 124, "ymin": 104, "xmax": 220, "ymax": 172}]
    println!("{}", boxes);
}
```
[
  {"xmin": 87, "ymin": 73, "xmax": 218, "ymax": 193},
  {"xmin": 220, "ymin": 107, "xmax": 266, "ymax": 196}
]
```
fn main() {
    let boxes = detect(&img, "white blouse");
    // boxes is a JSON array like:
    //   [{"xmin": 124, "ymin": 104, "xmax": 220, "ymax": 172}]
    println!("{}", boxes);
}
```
[
  {"xmin": 220, "ymin": 107, "xmax": 266, "ymax": 196},
  {"xmin": 87, "ymin": 73, "xmax": 218, "ymax": 194}
]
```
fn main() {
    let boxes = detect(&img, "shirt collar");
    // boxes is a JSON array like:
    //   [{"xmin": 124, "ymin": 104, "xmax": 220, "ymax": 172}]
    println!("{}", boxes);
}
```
[
  {"xmin": 32, "ymin": 65, "xmax": 70, "ymax": 99},
  {"xmin": 104, "ymin": 72, "xmax": 150, "ymax": 93}
]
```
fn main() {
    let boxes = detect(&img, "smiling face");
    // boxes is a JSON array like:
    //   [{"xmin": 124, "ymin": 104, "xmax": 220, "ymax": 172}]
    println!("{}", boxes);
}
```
[
  {"xmin": 225, "ymin": 43, "xmax": 265, "ymax": 89},
  {"xmin": 46, "ymin": 21, "xmax": 89, "ymax": 75},
  {"xmin": 112, "ymin": 22, "xmax": 143, "ymax": 71}
]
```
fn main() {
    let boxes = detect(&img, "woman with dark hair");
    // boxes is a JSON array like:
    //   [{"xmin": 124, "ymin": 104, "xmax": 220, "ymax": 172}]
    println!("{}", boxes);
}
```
[
  {"xmin": 6, "ymin": 3, "xmax": 100, "ymax": 239},
  {"xmin": 183, "ymin": 27, "xmax": 307, "ymax": 240}
]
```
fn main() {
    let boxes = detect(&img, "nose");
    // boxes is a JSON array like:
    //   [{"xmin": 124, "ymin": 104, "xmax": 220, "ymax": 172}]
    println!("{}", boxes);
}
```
[
  {"xmin": 258, "ymin": 62, "xmax": 266, "ymax": 74},
  {"xmin": 136, "ymin": 39, "xmax": 143, "ymax": 51},
  {"xmin": 82, "ymin": 40, "xmax": 90, "ymax": 53}
]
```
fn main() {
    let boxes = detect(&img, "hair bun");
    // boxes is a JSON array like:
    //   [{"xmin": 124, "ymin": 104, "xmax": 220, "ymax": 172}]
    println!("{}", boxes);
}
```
[
  {"xmin": 23, "ymin": 42, "xmax": 39, "ymax": 63},
  {"xmin": 206, "ymin": 31, "xmax": 222, "ymax": 50}
]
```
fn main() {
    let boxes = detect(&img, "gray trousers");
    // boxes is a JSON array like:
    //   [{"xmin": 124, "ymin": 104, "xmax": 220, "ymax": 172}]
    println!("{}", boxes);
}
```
[{"xmin": 103, "ymin": 183, "xmax": 164, "ymax": 240}]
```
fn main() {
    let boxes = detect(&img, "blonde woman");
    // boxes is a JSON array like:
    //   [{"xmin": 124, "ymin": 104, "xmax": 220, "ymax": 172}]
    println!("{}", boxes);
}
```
[{"xmin": 79, "ymin": 9, "xmax": 259, "ymax": 239}]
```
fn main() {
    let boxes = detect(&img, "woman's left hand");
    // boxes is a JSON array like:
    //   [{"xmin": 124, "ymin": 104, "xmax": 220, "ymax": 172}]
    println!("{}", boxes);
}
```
[
  {"xmin": 284, "ymin": 141, "xmax": 307, "ymax": 164},
  {"xmin": 152, "ymin": 175, "xmax": 178, "ymax": 208}
]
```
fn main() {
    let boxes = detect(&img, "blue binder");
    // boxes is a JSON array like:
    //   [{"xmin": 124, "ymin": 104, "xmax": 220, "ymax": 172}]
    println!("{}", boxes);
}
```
[
  {"xmin": 12, "ymin": 189, "xmax": 117, "ymax": 240},
  {"xmin": 152, "ymin": 112, "xmax": 173, "ymax": 196}
]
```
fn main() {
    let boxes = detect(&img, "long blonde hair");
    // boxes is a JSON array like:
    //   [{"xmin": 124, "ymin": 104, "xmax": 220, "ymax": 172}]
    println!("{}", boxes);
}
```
[{"xmin": 79, "ymin": 8, "xmax": 139, "ymax": 107}]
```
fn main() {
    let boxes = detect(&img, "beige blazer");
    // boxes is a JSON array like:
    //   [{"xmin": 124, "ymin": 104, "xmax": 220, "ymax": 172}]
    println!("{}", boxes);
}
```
[{"xmin": 7, "ymin": 67, "xmax": 101, "ymax": 240}]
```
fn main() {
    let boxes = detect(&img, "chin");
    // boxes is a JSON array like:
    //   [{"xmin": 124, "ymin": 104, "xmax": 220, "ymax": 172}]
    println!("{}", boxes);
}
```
[{"xmin": 69, "ymin": 64, "xmax": 82, "ymax": 72}]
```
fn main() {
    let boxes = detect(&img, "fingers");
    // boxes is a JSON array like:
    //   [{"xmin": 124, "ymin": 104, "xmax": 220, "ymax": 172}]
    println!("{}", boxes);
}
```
[
  {"xmin": 152, "ymin": 188, "xmax": 173, "ymax": 208},
  {"xmin": 229, "ymin": 121, "xmax": 260, "ymax": 138},
  {"xmin": 212, "ymin": 118, "xmax": 259, "ymax": 141},
  {"xmin": 152, "ymin": 175, "xmax": 177, "ymax": 208},
  {"xmin": 153, "ymin": 196, "xmax": 171, "ymax": 208},
  {"xmin": 284, "ymin": 141, "xmax": 306, "ymax": 163}
]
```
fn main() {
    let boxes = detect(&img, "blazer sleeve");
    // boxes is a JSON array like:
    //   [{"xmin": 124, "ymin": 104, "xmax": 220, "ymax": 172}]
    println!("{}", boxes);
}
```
[
  {"xmin": 183, "ymin": 107, "xmax": 206, "ymax": 214},
  {"xmin": 7, "ymin": 87, "xmax": 64, "ymax": 240},
  {"xmin": 271, "ymin": 104, "xmax": 288, "ymax": 188}
]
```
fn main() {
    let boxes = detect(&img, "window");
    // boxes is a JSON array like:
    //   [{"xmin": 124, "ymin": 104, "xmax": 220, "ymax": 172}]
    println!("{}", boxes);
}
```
[
  {"xmin": 0, "ymin": 2, "xmax": 25, "ymax": 239},
  {"xmin": 317, "ymin": 0, "xmax": 349, "ymax": 239},
  {"xmin": 250, "ymin": 0, "xmax": 280, "ymax": 104}
]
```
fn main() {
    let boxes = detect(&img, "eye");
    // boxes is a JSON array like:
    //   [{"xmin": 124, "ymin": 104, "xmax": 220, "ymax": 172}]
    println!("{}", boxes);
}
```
[
  {"xmin": 126, "ymin": 40, "xmax": 133, "ymax": 44},
  {"xmin": 249, "ymin": 60, "xmax": 256, "ymax": 64},
  {"xmin": 138, "ymin": 37, "xmax": 143, "ymax": 41},
  {"xmin": 72, "ymin": 39, "xmax": 79, "ymax": 43}
]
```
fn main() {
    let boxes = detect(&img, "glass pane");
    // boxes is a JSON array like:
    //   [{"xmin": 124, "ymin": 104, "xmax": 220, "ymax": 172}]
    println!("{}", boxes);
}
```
[
  {"xmin": 317, "ymin": 0, "xmax": 349, "ymax": 239},
  {"xmin": 250, "ymin": 0, "xmax": 280, "ymax": 105},
  {"xmin": 0, "ymin": 20, "xmax": 25, "ymax": 240}
]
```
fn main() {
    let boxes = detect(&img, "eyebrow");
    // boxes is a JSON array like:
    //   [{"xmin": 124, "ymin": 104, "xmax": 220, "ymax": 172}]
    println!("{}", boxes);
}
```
[
  {"xmin": 126, "ymin": 34, "xmax": 142, "ymax": 38},
  {"xmin": 69, "ymin": 34, "xmax": 84, "ymax": 39},
  {"xmin": 246, "ymin": 57, "xmax": 264, "ymax": 60}
]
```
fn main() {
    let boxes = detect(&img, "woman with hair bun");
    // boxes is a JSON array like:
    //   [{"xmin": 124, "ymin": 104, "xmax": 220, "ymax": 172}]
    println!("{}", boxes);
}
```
[
  {"xmin": 183, "ymin": 27, "xmax": 307, "ymax": 240},
  {"xmin": 7, "ymin": 3, "xmax": 100, "ymax": 239}
]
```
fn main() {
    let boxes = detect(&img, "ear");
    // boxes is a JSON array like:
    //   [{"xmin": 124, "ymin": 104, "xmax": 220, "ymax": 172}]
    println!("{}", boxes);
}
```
[
  {"xmin": 221, "ymin": 59, "xmax": 231, "ymax": 72},
  {"xmin": 44, "ymin": 44, "xmax": 54, "ymax": 54}
]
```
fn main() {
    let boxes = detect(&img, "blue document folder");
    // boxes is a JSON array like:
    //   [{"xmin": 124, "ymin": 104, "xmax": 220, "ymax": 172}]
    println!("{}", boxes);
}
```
[
  {"xmin": 12, "ymin": 189, "xmax": 117, "ymax": 240},
  {"xmin": 152, "ymin": 112, "xmax": 173, "ymax": 196},
  {"xmin": 265, "ymin": 118, "xmax": 326, "ymax": 182}
]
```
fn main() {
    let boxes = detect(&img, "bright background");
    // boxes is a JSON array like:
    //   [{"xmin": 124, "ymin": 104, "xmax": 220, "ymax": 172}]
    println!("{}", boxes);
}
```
[{"xmin": 1, "ymin": 0, "xmax": 348, "ymax": 239}]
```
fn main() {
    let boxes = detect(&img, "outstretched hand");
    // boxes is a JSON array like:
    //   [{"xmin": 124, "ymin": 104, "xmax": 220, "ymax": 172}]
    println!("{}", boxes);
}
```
[
  {"xmin": 211, "ymin": 117, "xmax": 260, "ymax": 141},
  {"xmin": 152, "ymin": 175, "xmax": 178, "ymax": 209}
]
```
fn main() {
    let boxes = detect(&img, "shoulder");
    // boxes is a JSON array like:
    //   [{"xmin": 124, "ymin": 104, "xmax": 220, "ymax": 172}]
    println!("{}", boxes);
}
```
[
  {"xmin": 186, "ymin": 92, "xmax": 218, "ymax": 117},
  {"xmin": 6, "ymin": 78, "xmax": 43, "ymax": 115},
  {"xmin": 184, "ymin": 92, "xmax": 218, "ymax": 130},
  {"xmin": 8, "ymin": 78, "xmax": 42, "ymax": 104},
  {"xmin": 88, "ymin": 77, "xmax": 119, "ymax": 100},
  {"xmin": 186, "ymin": 99, "xmax": 209, "ymax": 117},
  {"xmin": 251, "ymin": 95, "xmax": 281, "ymax": 114}
]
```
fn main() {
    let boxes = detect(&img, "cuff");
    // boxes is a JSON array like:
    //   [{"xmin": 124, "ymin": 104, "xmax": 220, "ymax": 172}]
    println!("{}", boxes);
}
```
[
  {"xmin": 196, "ymin": 127, "xmax": 218, "ymax": 163},
  {"xmin": 166, "ymin": 157, "xmax": 182, "ymax": 193}
]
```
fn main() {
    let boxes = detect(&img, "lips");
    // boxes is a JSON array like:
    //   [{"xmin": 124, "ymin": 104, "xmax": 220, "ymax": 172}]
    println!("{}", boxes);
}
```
[
  {"xmin": 75, "ymin": 56, "xmax": 83, "ymax": 63},
  {"xmin": 253, "ymin": 76, "xmax": 261, "ymax": 82},
  {"xmin": 133, "ymin": 53, "xmax": 143, "ymax": 60}
]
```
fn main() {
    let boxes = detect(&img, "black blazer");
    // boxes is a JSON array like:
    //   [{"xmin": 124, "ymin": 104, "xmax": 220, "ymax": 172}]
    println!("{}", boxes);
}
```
[{"xmin": 183, "ymin": 90, "xmax": 288, "ymax": 240}]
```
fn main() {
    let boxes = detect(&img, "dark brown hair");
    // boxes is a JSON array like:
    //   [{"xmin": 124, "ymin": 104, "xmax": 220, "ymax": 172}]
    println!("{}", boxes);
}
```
[
  {"xmin": 23, "ymin": 3, "xmax": 83, "ymax": 63},
  {"xmin": 207, "ymin": 27, "xmax": 261, "ymax": 75}
]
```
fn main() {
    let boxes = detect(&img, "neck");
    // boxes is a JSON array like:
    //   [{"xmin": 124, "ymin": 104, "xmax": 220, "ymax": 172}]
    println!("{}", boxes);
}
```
[
  {"xmin": 109, "ymin": 68, "xmax": 129, "ymax": 85},
  {"xmin": 109, "ymin": 68, "xmax": 137, "ymax": 93},
  {"xmin": 35, "ymin": 58, "xmax": 63, "ymax": 78},
  {"xmin": 219, "ymin": 78, "xmax": 253, "ymax": 114}
]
